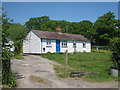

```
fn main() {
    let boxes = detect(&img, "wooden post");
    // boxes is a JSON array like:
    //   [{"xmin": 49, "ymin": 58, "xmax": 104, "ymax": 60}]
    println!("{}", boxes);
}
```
[{"xmin": 65, "ymin": 50, "xmax": 68, "ymax": 75}]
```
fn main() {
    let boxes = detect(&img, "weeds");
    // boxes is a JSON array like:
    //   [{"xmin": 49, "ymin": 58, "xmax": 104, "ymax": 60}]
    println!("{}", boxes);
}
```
[{"xmin": 30, "ymin": 75, "xmax": 47, "ymax": 83}]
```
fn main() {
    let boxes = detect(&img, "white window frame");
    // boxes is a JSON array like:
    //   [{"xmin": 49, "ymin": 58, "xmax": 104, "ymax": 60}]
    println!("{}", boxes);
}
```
[{"xmin": 46, "ymin": 40, "xmax": 51, "ymax": 45}]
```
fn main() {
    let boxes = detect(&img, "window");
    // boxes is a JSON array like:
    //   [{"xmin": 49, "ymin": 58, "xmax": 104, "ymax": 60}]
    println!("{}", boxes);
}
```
[
  {"xmin": 47, "ymin": 40, "xmax": 51, "ymax": 45},
  {"xmin": 83, "ymin": 42, "xmax": 86, "ymax": 48},
  {"xmin": 73, "ymin": 41, "xmax": 76, "ymax": 48},
  {"xmin": 62, "ymin": 40, "xmax": 67, "ymax": 46}
]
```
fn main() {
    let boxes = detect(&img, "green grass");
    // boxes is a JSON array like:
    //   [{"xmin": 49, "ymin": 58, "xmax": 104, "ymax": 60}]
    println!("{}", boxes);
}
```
[
  {"xmin": 11, "ymin": 54, "xmax": 24, "ymax": 60},
  {"xmin": 41, "ymin": 52, "xmax": 118, "ymax": 82}
]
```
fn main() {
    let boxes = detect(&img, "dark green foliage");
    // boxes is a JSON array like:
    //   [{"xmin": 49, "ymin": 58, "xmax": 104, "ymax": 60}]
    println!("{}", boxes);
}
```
[
  {"xmin": 2, "ymin": 50, "xmax": 16, "ymax": 87},
  {"xmin": 110, "ymin": 38, "xmax": 120, "ymax": 67},
  {"xmin": 2, "ymin": 49, "xmax": 11, "ymax": 85},
  {"xmin": 25, "ymin": 16, "xmax": 50, "ymax": 30},
  {"xmin": 94, "ymin": 11, "xmax": 118, "ymax": 45},
  {"xmin": 2, "ymin": 8, "xmax": 16, "ymax": 87}
]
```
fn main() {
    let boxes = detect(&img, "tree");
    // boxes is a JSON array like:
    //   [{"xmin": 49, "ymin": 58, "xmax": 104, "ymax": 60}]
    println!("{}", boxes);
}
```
[
  {"xmin": 94, "ymin": 11, "xmax": 117, "ymax": 45},
  {"xmin": 25, "ymin": 16, "xmax": 50, "ymax": 30},
  {"xmin": 114, "ymin": 20, "xmax": 120, "ymax": 37},
  {"xmin": 8, "ymin": 23, "xmax": 28, "ymax": 55},
  {"xmin": 79, "ymin": 20, "xmax": 96, "ymax": 41}
]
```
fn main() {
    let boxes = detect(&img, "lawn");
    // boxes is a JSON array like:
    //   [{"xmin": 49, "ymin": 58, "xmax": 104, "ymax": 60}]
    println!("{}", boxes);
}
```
[{"xmin": 41, "ymin": 52, "xmax": 118, "ymax": 82}]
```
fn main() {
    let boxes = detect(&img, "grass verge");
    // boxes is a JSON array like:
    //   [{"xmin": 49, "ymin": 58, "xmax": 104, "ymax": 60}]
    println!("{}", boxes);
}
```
[
  {"xmin": 41, "ymin": 52, "xmax": 118, "ymax": 82},
  {"xmin": 11, "ymin": 54, "xmax": 24, "ymax": 60}
]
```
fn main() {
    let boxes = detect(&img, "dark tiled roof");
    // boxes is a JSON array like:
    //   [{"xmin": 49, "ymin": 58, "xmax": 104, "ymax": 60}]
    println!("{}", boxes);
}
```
[{"xmin": 32, "ymin": 30, "xmax": 90, "ymax": 42}]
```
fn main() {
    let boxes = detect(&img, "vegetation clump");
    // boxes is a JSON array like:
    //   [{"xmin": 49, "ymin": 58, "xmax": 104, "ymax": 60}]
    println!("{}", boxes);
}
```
[
  {"xmin": 110, "ymin": 38, "xmax": 120, "ymax": 67},
  {"xmin": 2, "ymin": 8, "xmax": 17, "ymax": 87},
  {"xmin": 30, "ymin": 75, "xmax": 47, "ymax": 83}
]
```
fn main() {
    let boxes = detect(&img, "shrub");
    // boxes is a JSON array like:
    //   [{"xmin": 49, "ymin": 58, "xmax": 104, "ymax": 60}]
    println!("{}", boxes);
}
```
[
  {"xmin": 8, "ymin": 72, "xmax": 17, "ymax": 87},
  {"xmin": 2, "ymin": 49, "xmax": 17, "ymax": 87},
  {"xmin": 110, "ymin": 38, "xmax": 120, "ymax": 67}
]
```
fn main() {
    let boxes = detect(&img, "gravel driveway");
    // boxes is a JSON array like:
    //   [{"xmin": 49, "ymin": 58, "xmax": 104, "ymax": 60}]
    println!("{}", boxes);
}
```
[{"xmin": 11, "ymin": 55, "xmax": 118, "ymax": 88}]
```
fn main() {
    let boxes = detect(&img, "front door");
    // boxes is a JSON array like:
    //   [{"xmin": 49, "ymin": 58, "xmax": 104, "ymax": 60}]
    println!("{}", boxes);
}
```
[{"xmin": 56, "ymin": 40, "xmax": 60, "ymax": 52}]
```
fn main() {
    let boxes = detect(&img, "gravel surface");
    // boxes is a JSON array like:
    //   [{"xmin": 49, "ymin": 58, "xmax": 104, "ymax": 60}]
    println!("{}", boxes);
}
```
[{"xmin": 11, "ymin": 55, "xmax": 118, "ymax": 88}]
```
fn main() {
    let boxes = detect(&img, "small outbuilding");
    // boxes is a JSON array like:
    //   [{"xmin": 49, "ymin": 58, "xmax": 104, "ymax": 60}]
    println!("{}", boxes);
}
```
[{"xmin": 23, "ymin": 26, "xmax": 91, "ymax": 54}]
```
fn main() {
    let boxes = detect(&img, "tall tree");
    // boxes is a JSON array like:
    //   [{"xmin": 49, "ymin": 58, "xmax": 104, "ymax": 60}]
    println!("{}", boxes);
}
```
[
  {"xmin": 79, "ymin": 20, "xmax": 96, "ymax": 41},
  {"xmin": 25, "ymin": 16, "xmax": 50, "ymax": 30},
  {"xmin": 94, "ymin": 11, "xmax": 117, "ymax": 45}
]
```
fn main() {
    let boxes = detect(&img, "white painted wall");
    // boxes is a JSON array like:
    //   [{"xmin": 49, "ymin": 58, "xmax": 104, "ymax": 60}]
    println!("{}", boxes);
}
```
[
  {"xmin": 41, "ymin": 39, "xmax": 56, "ymax": 53},
  {"xmin": 60, "ymin": 40, "xmax": 73, "ymax": 53},
  {"xmin": 23, "ymin": 31, "xmax": 41, "ymax": 54},
  {"xmin": 60, "ymin": 40, "xmax": 91, "ymax": 53}
]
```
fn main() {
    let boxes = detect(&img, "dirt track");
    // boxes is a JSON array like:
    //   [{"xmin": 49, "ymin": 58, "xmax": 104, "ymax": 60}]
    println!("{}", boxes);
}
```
[{"xmin": 11, "ymin": 55, "xmax": 118, "ymax": 88}]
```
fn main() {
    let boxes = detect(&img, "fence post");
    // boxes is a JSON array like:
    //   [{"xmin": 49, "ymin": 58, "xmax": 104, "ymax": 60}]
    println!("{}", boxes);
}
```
[{"xmin": 65, "ymin": 50, "xmax": 68, "ymax": 75}]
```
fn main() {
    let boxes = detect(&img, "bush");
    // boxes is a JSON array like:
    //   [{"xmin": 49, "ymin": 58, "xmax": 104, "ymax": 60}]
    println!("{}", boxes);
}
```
[
  {"xmin": 8, "ymin": 72, "xmax": 17, "ymax": 87},
  {"xmin": 2, "ymin": 49, "xmax": 17, "ymax": 87},
  {"xmin": 110, "ymin": 38, "xmax": 120, "ymax": 67}
]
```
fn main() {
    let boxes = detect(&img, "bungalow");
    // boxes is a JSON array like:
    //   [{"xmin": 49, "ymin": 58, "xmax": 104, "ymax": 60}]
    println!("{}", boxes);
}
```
[{"xmin": 23, "ymin": 25, "xmax": 91, "ymax": 54}]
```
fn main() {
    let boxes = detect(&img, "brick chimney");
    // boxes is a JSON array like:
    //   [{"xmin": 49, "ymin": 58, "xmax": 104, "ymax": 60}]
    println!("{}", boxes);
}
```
[{"xmin": 56, "ymin": 25, "xmax": 62, "ymax": 33}]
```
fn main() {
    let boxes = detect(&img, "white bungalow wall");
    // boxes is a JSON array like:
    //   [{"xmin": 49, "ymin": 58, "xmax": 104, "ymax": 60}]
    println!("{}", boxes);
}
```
[
  {"xmin": 60, "ymin": 41, "xmax": 91, "ymax": 53},
  {"xmin": 23, "ymin": 31, "xmax": 41, "ymax": 54},
  {"xmin": 41, "ymin": 39, "xmax": 56, "ymax": 53},
  {"xmin": 41, "ymin": 39, "xmax": 91, "ymax": 53}
]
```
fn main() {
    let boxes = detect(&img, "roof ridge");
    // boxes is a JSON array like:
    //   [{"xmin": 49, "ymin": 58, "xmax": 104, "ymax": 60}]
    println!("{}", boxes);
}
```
[
  {"xmin": 61, "ymin": 32, "xmax": 83, "ymax": 36},
  {"xmin": 31, "ymin": 29, "xmax": 90, "ymax": 41},
  {"xmin": 32, "ymin": 29, "xmax": 56, "ymax": 33},
  {"xmin": 32, "ymin": 30, "xmax": 84, "ymax": 36}
]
